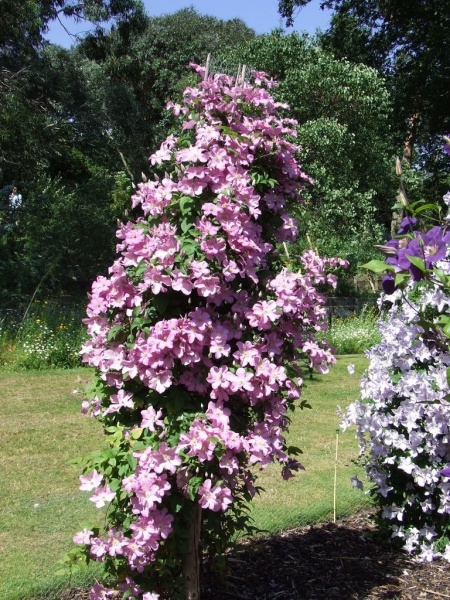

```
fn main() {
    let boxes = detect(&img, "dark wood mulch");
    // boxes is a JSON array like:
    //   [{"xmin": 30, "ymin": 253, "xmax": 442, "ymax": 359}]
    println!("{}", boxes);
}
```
[{"xmin": 60, "ymin": 509, "xmax": 450, "ymax": 600}]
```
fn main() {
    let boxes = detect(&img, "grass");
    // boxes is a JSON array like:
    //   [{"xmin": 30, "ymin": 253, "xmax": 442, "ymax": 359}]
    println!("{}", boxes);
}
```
[
  {"xmin": 251, "ymin": 354, "xmax": 371, "ymax": 532},
  {"xmin": 0, "ymin": 356, "xmax": 370, "ymax": 599},
  {"xmin": 0, "ymin": 369, "xmax": 104, "ymax": 600}
]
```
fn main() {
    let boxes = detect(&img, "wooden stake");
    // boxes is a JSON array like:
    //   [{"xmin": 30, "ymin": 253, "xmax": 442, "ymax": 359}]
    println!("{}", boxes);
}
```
[
  {"xmin": 204, "ymin": 54, "xmax": 211, "ymax": 81},
  {"xmin": 333, "ymin": 429, "xmax": 339, "ymax": 523},
  {"xmin": 240, "ymin": 64, "xmax": 247, "ymax": 84},
  {"xmin": 183, "ymin": 504, "xmax": 202, "ymax": 600}
]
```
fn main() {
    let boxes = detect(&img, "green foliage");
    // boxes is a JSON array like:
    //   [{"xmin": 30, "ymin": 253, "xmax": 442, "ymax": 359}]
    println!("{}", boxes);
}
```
[
  {"xmin": 0, "ymin": 300, "xmax": 87, "ymax": 369},
  {"xmin": 0, "ymin": 173, "xmax": 117, "ymax": 301},
  {"xmin": 325, "ymin": 1, "xmax": 449, "ymax": 204},
  {"xmin": 278, "ymin": 0, "xmax": 450, "ymax": 229},
  {"xmin": 78, "ymin": 8, "xmax": 255, "ymax": 168},
  {"xmin": 0, "ymin": 7, "xmax": 256, "ymax": 302},
  {"xmin": 320, "ymin": 307, "xmax": 381, "ymax": 355},
  {"xmin": 0, "ymin": 0, "xmax": 144, "ymax": 54},
  {"xmin": 110, "ymin": 171, "xmax": 134, "ymax": 220}
]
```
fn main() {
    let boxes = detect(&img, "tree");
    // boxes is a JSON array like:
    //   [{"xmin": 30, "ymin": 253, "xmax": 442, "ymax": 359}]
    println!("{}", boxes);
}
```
[
  {"xmin": 0, "ymin": 6, "xmax": 255, "ymax": 303},
  {"xmin": 0, "ymin": 0, "xmax": 144, "ymax": 55},
  {"xmin": 78, "ymin": 8, "xmax": 256, "ymax": 174},
  {"xmin": 0, "ymin": 44, "xmax": 126, "ymax": 301},
  {"xmin": 278, "ymin": 0, "xmax": 450, "ymax": 203}
]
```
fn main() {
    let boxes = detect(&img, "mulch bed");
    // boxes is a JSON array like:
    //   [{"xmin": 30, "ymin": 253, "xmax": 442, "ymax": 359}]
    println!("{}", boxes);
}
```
[{"xmin": 62, "ymin": 509, "xmax": 450, "ymax": 600}]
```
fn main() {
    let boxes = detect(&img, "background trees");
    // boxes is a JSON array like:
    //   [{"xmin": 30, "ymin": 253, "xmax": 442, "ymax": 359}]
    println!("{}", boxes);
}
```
[
  {"xmin": 278, "ymin": 0, "xmax": 450, "ymax": 200},
  {"xmin": 0, "ymin": 8, "xmax": 254, "ymax": 302},
  {"xmin": 1, "ymin": 0, "xmax": 447, "ymax": 302}
]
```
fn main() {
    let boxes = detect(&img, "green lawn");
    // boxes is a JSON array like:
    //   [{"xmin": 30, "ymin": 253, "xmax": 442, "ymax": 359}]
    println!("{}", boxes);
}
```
[
  {"xmin": 251, "ymin": 354, "xmax": 371, "ymax": 532},
  {"xmin": 0, "ymin": 355, "xmax": 370, "ymax": 599},
  {"xmin": 0, "ymin": 369, "xmax": 104, "ymax": 600}
]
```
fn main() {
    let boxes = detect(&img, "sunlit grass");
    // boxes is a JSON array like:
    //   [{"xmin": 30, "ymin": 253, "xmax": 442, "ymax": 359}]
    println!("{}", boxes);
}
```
[
  {"xmin": 251, "ymin": 354, "xmax": 370, "ymax": 532},
  {"xmin": 0, "ymin": 369, "xmax": 104, "ymax": 600}
]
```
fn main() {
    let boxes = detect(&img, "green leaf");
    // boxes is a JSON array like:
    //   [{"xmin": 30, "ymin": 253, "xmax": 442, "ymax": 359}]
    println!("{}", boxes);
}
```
[
  {"xmin": 127, "ymin": 452, "xmax": 137, "ymax": 470},
  {"xmin": 134, "ymin": 261, "xmax": 148, "ymax": 278},
  {"xmin": 180, "ymin": 217, "xmax": 194, "ymax": 233},
  {"xmin": 131, "ymin": 441, "xmax": 146, "ymax": 450},
  {"xmin": 432, "ymin": 268, "xmax": 450, "ymax": 286},
  {"xmin": 182, "ymin": 242, "xmax": 198, "ymax": 256},
  {"xmin": 109, "ymin": 478, "xmax": 120, "ymax": 492},
  {"xmin": 412, "ymin": 203, "xmax": 441, "ymax": 215},
  {"xmin": 130, "ymin": 428, "xmax": 143, "ymax": 440},
  {"xmin": 390, "ymin": 371, "xmax": 402, "ymax": 384},
  {"xmin": 394, "ymin": 272, "xmax": 409, "ymax": 286},
  {"xmin": 107, "ymin": 325, "xmax": 123, "ymax": 342},
  {"xmin": 406, "ymin": 255, "xmax": 426, "ymax": 272},
  {"xmin": 287, "ymin": 445, "xmax": 303, "ymax": 456},
  {"xmin": 179, "ymin": 196, "xmax": 195, "ymax": 215},
  {"xmin": 361, "ymin": 260, "xmax": 393, "ymax": 273},
  {"xmin": 187, "ymin": 475, "xmax": 203, "ymax": 501}
]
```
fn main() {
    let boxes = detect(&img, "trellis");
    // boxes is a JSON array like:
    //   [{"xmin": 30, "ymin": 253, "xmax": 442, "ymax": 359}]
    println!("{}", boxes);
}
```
[{"xmin": 203, "ymin": 53, "xmax": 255, "ymax": 84}]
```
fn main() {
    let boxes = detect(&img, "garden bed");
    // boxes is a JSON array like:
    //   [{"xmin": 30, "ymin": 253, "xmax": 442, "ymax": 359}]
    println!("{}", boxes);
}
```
[{"xmin": 60, "ymin": 508, "xmax": 450, "ymax": 600}]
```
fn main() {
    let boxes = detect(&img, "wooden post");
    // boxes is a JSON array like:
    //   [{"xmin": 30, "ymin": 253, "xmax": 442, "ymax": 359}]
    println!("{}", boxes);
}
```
[
  {"xmin": 204, "ymin": 54, "xmax": 211, "ymax": 81},
  {"xmin": 240, "ymin": 64, "xmax": 246, "ymax": 84},
  {"xmin": 183, "ymin": 504, "xmax": 202, "ymax": 600},
  {"xmin": 391, "ymin": 113, "xmax": 418, "ymax": 236}
]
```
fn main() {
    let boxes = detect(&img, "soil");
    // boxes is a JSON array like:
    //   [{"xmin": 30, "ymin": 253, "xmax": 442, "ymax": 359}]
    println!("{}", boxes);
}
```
[{"xmin": 62, "ymin": 508, "xmax": 450, "ymax": 600}]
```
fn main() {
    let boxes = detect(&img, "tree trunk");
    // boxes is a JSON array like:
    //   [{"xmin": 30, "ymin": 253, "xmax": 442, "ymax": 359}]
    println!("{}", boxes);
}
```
[
  {"xmin": 391, "ymin": 112, "xmax": 419, "ymax": 236},
  {"xmin": 183, "ymin": 504, "xmax": 202, "ymax": 600}
]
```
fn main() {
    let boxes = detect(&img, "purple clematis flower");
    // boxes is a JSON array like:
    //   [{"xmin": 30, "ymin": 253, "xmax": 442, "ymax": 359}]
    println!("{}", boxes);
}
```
[
  {"xmin": 382, "ymin": 274, "xmax": 396, "ymax": 295},
  {"xmin": 384, "ymin": 226, "xmax": 450, "ymax": 282},
  {"xmin": 397, "ymin": 216, "xmax": 417, "ymax": 235},
  {"xmin": 386, "ymin": 236, "xmax": 416, "ymax": 271},
  {"xmin": 440, "ymin": 467, "xmax": 450, "ymax": 478},
  {"xmin": 406, "ymin": 226, "xmax": 450, "ymax": 269}
]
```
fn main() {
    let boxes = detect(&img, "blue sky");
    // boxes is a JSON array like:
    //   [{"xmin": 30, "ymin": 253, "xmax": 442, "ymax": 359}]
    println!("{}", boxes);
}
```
[{"xmin": 45, "ymin": 0, "xmax": 332, "ymax": 47}]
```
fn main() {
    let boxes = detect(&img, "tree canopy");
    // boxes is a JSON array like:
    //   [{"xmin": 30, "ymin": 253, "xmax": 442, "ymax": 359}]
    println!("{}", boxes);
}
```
[
  {"xmin": 278, "ymin": 0, "xmax": 450, "ymax": 147},
  {"xmin": 0, "ymin": 7, "xmax": 256, "ymax": 302},
  {"xmin": 0, "ymin": 0, "xmax": 144, "ymax": 54}
]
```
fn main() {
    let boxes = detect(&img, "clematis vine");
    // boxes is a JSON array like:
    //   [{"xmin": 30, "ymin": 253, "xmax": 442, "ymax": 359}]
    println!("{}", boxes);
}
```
[
  {"xmin": 71, "ymin": 65, "xmax": 346, "ymax": 599},
  {"xmin": 345, "ymin": 139, "xmax": 450, "ymax": 563}
]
